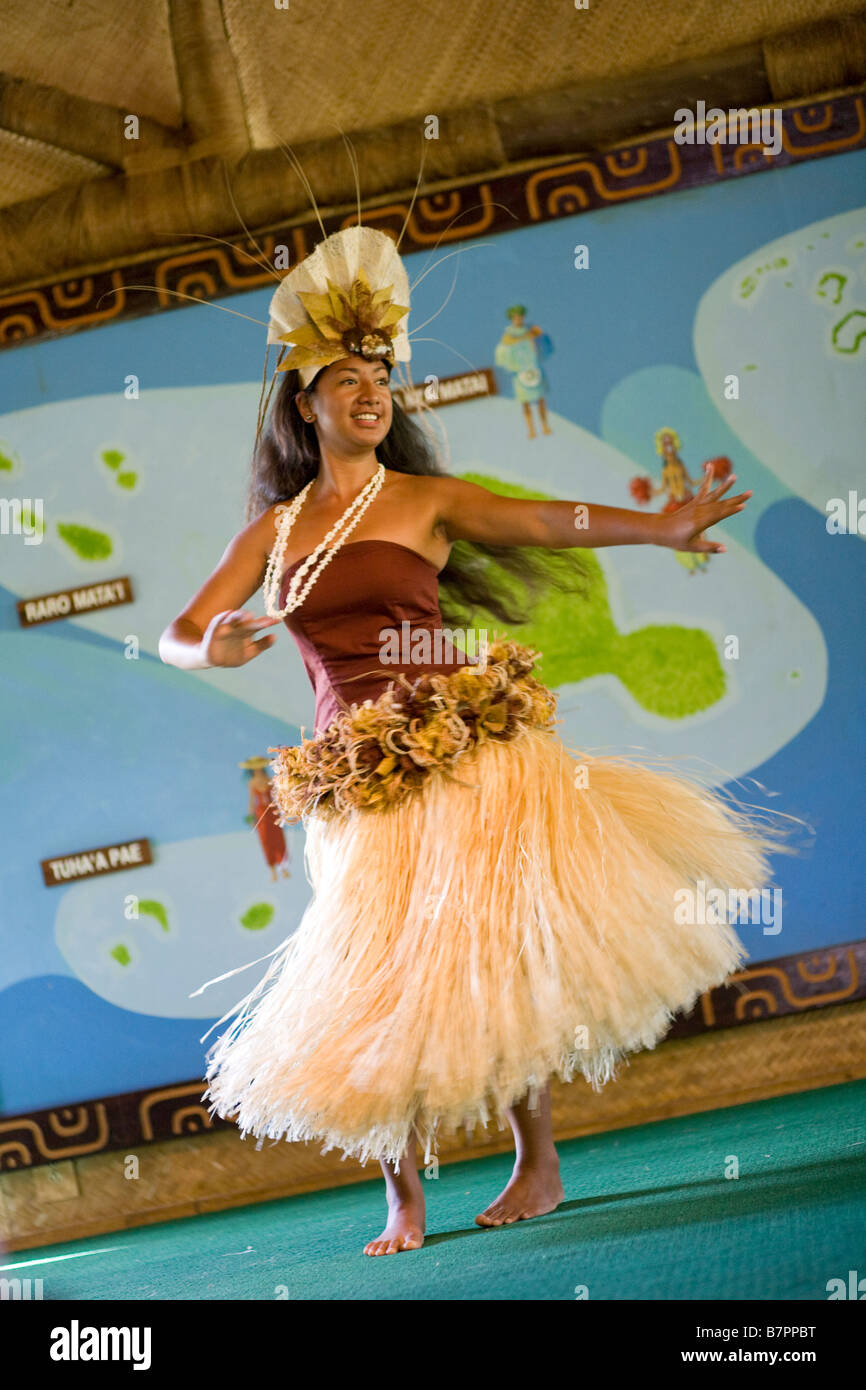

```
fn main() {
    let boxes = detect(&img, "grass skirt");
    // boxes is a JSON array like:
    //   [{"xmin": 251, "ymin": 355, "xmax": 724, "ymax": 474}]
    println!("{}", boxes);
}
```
[{"xmin": 200, "ymin": 651, "xmax": 791, "ymax": 1170}]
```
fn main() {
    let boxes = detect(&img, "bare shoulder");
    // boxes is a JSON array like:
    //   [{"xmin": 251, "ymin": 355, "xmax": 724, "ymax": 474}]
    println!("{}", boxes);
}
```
[
  {"xmin": 385, "ymin": 469, "xmax": 438, "ymax": 494},
  {"xmin": 172, "ymin": 502, "xmax": 284, "ymax": 630},
  {"xmin": 214, "ymin": 501, "xmax": 285, "ymax": 581},
  {"xmin": 253, "ymin": 500, "xmax": 288, "ymax": 557},
  {"xmin": 409, "ymin": 474, "xmax": 483, "ymax": 494},
  {"xmin": 410, "ymin": 473, "xmax": 489, "ymax": 509},
  {"xmin": 387, "ymin": 470, "xmax": 460, "ymax": 531},
  {"xmin": 390, "ymin": 471, "xmax": 460, "ymax": 505}
]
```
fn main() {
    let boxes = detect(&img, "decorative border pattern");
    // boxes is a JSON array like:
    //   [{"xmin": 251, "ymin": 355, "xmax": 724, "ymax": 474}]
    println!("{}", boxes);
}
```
[
  {"xmin": 667, "ymin": 940, "xmax": 866, "ymax": 1036},
  {"xmin": 0, "ymin": 91, "xmax": 864, "ymax": 347},
  {"xmin": 1, "ymin": 940, "xmax": 863, "ymax": 1169}
]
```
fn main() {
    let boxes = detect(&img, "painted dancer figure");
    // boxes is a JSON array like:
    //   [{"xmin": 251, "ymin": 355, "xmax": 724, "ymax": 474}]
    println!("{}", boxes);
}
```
[
  {"xmin": 631, "ymin": 430, "xmax": 733, "ymax": 576},
  {"xmin": 159, "ymin": 218, "xmax": 792, "ymax": 1259},
  {"xmin": 655, "ymin": 427, "xmax": 710, "ymax": 575},
  {"xmin": 241, "ymin": 757, "xmax": 290, "ymax": 880},
  {"xmin": 494, "ymin": 304, "xmax": 553, "ymax": 438}
]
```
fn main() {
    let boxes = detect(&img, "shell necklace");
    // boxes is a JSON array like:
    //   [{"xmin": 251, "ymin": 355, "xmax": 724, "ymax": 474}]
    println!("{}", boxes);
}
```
[{"xmin": 263, "ymin": 463, "xmax": 386, "ymax": 617}]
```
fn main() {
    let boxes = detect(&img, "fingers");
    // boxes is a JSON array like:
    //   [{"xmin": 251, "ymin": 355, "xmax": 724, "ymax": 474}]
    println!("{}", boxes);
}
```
[
  {"xmin": 711, "ymin": 499, "xmax": 748, "ymax": 521},
  {"xmin": 686, "ymin": 534, "xmax": 725, "ymax": 554},
  {"xmin": 704, "ymin": 467, "xmax": 736, "ymax": 499},
  {"xmin": 212, "ymin": 610, "xmax": 247, "ymax": 633},
  {"xmin": 245, "ymin": 633, "xmax": 277, "ymax": 661},
  {"xmin": 717, "ymin": 500, "xmax": 750, "ymax": 522},
  {"xmin": 709, "ymin": 471, "xmax": 735, "ymax": 498},
  {"xmin": 708, "ymin": 472, "xmax": 753, "ymax": 506},
  {"xmin": 220, "ymin": 611, "xmax": 280, "ymax": 634},
  {"xmin": 696, "ymin": 494, "xmax": 751, "ymax": 530},
  {"xmin": 713, "ymin": 481, "xmax": 752, "ymax": 506},
  {"xmin": 210, "ymin": 610, "xmax": 281, "ymax": 665},
  {"xmin": 692, "ymin": 467, "xmax": 753, "ymax": 516}
]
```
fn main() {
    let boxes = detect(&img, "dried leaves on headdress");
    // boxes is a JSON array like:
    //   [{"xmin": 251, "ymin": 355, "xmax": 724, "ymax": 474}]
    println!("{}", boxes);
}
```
[{"xmin": 275, "ymin": 270, "xmax": 409, "ymax": 376}]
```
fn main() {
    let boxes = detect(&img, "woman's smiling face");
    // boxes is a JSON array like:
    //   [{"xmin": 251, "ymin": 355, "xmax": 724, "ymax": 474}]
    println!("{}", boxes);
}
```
[{"xmin": 299, "ymin": 356, "xmax": 393, "ymax": 449}]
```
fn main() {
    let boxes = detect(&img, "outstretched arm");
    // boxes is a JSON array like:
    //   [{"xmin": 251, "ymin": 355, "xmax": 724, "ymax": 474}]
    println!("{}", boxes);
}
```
[
  {"xmin": 158, "ymin": 507, "xmax": 282, "ymax": 669},
  {"xmin": 435, "ymin": 466, "xmax": 751, "ymax": 555}
]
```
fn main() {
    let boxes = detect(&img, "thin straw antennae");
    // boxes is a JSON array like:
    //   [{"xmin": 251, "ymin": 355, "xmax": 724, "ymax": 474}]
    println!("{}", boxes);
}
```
[
  {"xmin": 328, "ymin": 122, "xmax": 362, "ymax": 230},
  {"xmin": 147, "ymin": 229, "xmax": 282, "ymax": 283},
  {"xmin": 407, "ymin": 201, "xmax": 518, "ymax": 289},
  {"xmin": 275, "ymin": 139, "xmax": 327, "ymax": 241},
  {"xmin": 220, "ymin": 161, "xmax": 284, "ymax": 283},
  {"xmin": 255, "ymin": 343, "xmax": 273, "ymax": 447},
  {"xmin": 408, "ymin": 254, "xmax": 463, "ymax": 335},
  {"xmin": 395, "ymin": 134, "xmax": 428, "ymax": 253},
  {"xmin": 407, "ymin": 336, "xmax": 489, "ymax": 374},
  {"xmin": 348, "ymin": 134, "xmax": 362, "ymax": 230},
  {"xmin": 392, "ymin": 356, "xmax": 451, "ymax": 472},
  {"xmin": 254, "ymin": 344, "xmax": 288, "ymax": 449},
  {"xmin": 409, "ymin": 241, "xmax": 495, "ymax": 295},
  {"xmin": 95, "ymin": 283, "xmax": 269, "ymax": 326}
]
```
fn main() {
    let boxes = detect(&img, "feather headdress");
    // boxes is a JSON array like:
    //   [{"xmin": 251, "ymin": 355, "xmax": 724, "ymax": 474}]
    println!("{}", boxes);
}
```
[
  {"xmin": 103, "ymin": 127, "xmax": 504, "ymax": 464},
  {"xmin": 267, "ymin": 224, "xmax": 412, "ymax": 387}
]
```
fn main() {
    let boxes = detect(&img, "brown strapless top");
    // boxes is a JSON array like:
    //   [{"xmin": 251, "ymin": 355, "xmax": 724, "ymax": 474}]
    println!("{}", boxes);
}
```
[{"xmin": 280, "ymin": 539, "xmax": 467, "ymax": 734}]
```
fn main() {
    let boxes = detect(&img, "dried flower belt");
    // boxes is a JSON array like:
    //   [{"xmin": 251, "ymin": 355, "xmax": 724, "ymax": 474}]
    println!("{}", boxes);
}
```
[{"xmin": 268, "ymin": 637, "xmax": 558, "ymax": 820}]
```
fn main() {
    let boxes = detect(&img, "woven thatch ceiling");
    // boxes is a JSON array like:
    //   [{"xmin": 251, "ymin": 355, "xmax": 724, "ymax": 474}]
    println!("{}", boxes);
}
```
[{"xmin": 1, "ymin": 0, "xmax": 865, "ymax": 291}]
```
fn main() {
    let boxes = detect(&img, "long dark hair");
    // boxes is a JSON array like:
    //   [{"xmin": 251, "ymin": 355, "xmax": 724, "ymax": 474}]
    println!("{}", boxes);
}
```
[{"xmin": 247, "ymin": 363, "xmax": 591, "ymax": 627}]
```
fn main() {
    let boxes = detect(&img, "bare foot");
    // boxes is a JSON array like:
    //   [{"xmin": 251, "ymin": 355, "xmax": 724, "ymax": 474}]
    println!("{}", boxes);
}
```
[
  {"xmin": 364, "ymin": 1192, "xmax": 426, "ymax": 1255},
  {"xmin": 475, "ymin": 1158, "xmax": 564, "ymax": 1227}
]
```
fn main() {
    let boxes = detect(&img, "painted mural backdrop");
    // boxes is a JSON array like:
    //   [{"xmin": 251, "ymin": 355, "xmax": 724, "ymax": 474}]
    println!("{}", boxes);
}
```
[{"xmin": 1, "ymin": 150, "xmax": 864, "ymax": 1116}]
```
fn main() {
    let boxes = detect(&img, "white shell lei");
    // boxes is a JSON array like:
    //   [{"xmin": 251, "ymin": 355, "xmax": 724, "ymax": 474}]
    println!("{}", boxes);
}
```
[{"xmin": 262, "ymin": 463, "xmax": 386, "ymax": 617}]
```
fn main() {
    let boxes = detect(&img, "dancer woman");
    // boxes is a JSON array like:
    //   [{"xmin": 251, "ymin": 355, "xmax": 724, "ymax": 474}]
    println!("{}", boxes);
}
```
[{"xmin": 159, "ymin": 226, "xmax": 789, "ymax": 1257}]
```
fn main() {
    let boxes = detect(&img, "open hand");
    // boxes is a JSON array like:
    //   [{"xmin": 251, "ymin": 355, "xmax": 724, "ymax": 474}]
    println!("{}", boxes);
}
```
[
  {"xmin": 201, "ymin": 610, "xmax": 281, "ymax": 668},
  {"xmin": 655, "ymin": 465, "xmax": 752, "ymax": 553}
]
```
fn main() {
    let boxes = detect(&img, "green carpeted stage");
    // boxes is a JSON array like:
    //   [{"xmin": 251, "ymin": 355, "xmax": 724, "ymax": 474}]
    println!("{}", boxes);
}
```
[{"xmin": 6, "ymin": 1079, "xmax": 863, "ymax": 1302}]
